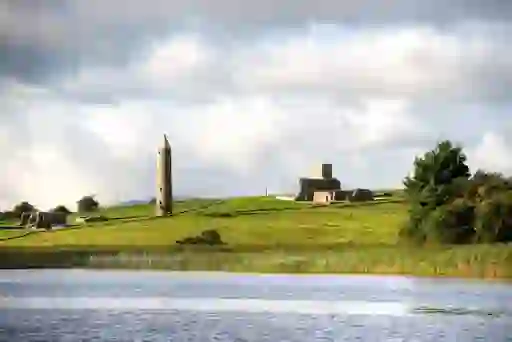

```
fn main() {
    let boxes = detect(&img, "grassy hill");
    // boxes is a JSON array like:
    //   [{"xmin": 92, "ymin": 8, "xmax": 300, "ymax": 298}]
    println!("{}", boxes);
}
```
[
  {"xmin": 1, "ymin": 197, "xmax": 406, "ymax": 248},
  {"xmin": 1, "ymin": 195, "xmax": 511, "ymax": 279}
]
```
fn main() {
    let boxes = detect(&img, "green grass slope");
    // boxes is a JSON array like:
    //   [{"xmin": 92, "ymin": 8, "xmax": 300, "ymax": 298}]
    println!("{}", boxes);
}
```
[{"xmin": 0, "ymin": 197, "xmax": 406, "ymax": 248}]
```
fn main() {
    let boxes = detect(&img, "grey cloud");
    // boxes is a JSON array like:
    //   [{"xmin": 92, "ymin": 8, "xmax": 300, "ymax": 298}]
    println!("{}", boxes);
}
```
[
  {"xmin": 44, "ymin": 22, "xmax": 512, "ymax": 111},
  {"xmin": 1, "ymin": 0, "xmax": 511, "ymax": 83}
]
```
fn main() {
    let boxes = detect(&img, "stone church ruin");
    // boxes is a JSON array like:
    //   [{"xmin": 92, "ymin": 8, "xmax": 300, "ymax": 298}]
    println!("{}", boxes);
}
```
[
  {"xmin": 294, "ymin": 163, "xmax": 374, "ymax": 203},
  {"xmin": 295, "ymin": 163, "xmax": 343, "ymax": 201}
]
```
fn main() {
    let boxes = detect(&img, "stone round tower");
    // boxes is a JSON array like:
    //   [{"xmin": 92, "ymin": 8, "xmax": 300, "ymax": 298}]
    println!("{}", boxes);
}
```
[{"xmin": 156, "ymin": 134, "xmax": 173, "ymax": 216}]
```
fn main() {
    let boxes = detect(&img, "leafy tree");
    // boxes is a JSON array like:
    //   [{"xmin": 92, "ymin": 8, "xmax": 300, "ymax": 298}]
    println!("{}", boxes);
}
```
[
  {"xmin": 401, "ymin": 140, "xmax": 472, "ymax": 244},
  {"xmin": 77, "ymin": 195, "xmax": 99, "ymax": 213},
  {"xmin": 402, "ymin": 140, "xmax": 512, "ymax": 245},
  {"xmin": 12, "ymin": 201, "xmax": 36, "ymax": 218},
  {"xmin": 404, "ymin": 140, "xmax": 470, "ymax": 200}
]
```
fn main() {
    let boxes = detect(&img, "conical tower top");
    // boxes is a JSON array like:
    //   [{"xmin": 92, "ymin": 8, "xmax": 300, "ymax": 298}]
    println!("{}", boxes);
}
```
[{"xmin": 162, "ymin": 134, "xmax": 171, "ymax": 149}]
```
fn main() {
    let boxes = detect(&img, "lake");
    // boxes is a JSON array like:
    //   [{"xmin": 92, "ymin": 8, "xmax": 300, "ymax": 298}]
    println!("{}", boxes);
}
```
[{"xmin": 0, "ymin": 270, "xmax": 511, "ymax": 341}]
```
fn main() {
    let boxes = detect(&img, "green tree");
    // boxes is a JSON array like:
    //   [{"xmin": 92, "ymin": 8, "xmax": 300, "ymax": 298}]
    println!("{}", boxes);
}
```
[
  {"xmin": 77, "ymin": 195, "xmax": 99, "ymax": 214},
  {"xmin": 12, "ymin": 201, "xmax": 36, "ymax": 218},
  {"xmin": 401, "ymin": 140, "xmax": 472, "ymax": 244}
]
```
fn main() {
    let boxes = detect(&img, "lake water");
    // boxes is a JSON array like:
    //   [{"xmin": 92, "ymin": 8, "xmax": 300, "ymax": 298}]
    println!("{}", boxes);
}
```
[{"xmin": 0, "ymin": 270, "xmax": 511, "ymax": 341}]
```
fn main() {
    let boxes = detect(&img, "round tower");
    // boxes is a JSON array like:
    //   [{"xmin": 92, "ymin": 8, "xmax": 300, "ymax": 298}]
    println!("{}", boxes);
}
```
[{"xmin": 156, "ymin": 134, "xmax": 173, "ymax": 216}]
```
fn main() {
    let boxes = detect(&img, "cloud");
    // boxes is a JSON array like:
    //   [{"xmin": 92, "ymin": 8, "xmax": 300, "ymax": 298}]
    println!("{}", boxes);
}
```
[
  {"xmin": 0, "ymin": 3, "xmax": 511, "ymax": 210},
  {"xmin": 234, "ymin": 23, "xmax": 512, "ymax": 104},
  {"xmin": 1, "ymin": 0, "xmax": 511, "ymax": 83},
  {"xmin": 469, "ymin": 132, "xmax": 512, "ymax": 175}
]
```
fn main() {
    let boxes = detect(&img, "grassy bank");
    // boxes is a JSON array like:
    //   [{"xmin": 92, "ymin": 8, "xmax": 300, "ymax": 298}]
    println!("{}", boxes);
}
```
[
  {"xmin": 1, "ymin": 196, "xmax": 511, "ymax": 280},
  {"xmin": 1, "ymin": 244, "xmax": 511, "ymax": 280}
]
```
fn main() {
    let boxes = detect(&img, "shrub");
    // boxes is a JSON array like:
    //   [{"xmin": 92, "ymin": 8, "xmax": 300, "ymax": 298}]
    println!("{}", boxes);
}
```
[
  {"xmin": 421, "ymin": 199, "xmax": 475, "ymax": 244},
  {"xmin": 474, "ymin": 191, "xmax": 512, "ymax": 243},
  {"xmin": 399, "ymin": 202, "xmax": 429, "ymax": 244},
  {"xmin": 0, "ymin": 211, "xmax": 18, "ymax": 221},
  {"xmin": 176, "ymin": 229, "xmax": 225, "ymax": 246}
]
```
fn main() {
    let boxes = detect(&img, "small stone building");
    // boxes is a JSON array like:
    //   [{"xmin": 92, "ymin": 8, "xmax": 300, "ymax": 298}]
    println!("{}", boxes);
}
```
[{"xmin": 313, "ymin": 191, "xmax": 335, "ymax": 205}]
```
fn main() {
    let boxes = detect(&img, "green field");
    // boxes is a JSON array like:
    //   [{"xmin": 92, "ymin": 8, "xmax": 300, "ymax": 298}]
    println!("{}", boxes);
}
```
[
  {"xmin": 0, "ymin": 197, "xmax": 406, "ymax": 247},
  {"xmin": 1, "ymin": 196, "xmax": 511, "ymax": 279}
]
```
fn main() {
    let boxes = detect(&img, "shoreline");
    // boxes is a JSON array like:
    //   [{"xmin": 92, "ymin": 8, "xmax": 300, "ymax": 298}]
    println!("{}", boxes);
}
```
[
  {"xmin": 1, "ymin": 247, "xmax": 511, "ymax": 281},
  {"xmin": 2, "ymin": 266, "xmax": 511, "ymax": 282}
]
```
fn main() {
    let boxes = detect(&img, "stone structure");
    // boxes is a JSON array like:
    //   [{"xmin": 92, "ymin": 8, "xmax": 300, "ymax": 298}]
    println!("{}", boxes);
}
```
[
  {"xmin": 156, "ymin": 134, "xmax": 173, "ymax": 216},
  {"xmin": 321, "ymin": 163, "xmax": 333, "ymax": 179},
  {"xmin": 295, "ymin": 163, "xmax": 342, "ymax": 201},
  {"xmin": 20, "ymin": 211, "xmax": 69, "ymax": 230},
  {"xmin": 310, "ymin": 163, "xmax": 333, "ymax": 179},
  {"xmin": 349, "ymin": 188, "xmax": 374, "ymax": 202},
  {"xmin": 313, "ymin": 191, "xmax": 334, "ymax": 205},
  {"xmin": 333, "ymin": 190, "xmax": 351, "ymax": 201}
]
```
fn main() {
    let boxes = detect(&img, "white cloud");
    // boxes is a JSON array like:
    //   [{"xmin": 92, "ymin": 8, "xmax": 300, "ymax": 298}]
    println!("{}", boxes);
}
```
[
  {"xmin": 83, "ymin": 104, "xmax": 156, "ymax": 160},
  {"xmin": 140, "ymin": 34, "xmax": 214, "ymax": 82},
  {"xmin": 0, "ymin": 22, "xmax": 511, "ymax": 211},
  {"xmin": 233, "ymin": 24, "xmax": 511, "ymax": 103},
  {"xmin": 469, "ymin": 132, "xmax": 512, "ymax": 174}
]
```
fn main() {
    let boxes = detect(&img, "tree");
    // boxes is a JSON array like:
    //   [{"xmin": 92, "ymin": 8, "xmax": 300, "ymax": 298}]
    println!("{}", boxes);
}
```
[
  {"xmin": 404, "ymin": 140, "xmax": 470, "ymax": 200},
  {"xmin": 401, "ymin": 140, "xmax": 472, "ymax": 244},
  {"xmin": 77, "ymin": 195, "xmax": 99, "ymax": 213},
  {"xmin": 401, "ymin": 140, "xmax": 512, "ymax": 245},
  {"xmin": 12, "ymin": 201, "xmax": 36, "ymax": 218}
]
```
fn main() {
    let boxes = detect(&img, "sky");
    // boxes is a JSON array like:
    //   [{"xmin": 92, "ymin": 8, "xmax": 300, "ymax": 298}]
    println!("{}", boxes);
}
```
[{"xmin": 1, "ymin": 0, "xmax": 511, "ymax": 211}]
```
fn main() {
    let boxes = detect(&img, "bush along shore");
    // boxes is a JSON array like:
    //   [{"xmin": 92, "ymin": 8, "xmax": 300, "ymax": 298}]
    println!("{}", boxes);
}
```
[{"xmin": 0, "ymin": 140, "xmax": 511, "ymax": 280}]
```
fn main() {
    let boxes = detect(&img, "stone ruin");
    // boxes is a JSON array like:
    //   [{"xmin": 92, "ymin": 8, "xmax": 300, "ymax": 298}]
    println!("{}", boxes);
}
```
[
  {"xmin": 294, "ymin": 163, "xmax": 374, "ymax": 203},
  {"xmin": 295, "ymin": 163, "xmax": 343, "ymax": 201},
  {"xmin": 349, "ymin": 188, "xmax": 374, "ymax": 202},
  {"xmin": 20, "ymin": 211, "xmax": 69, "ymax": 230}
]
